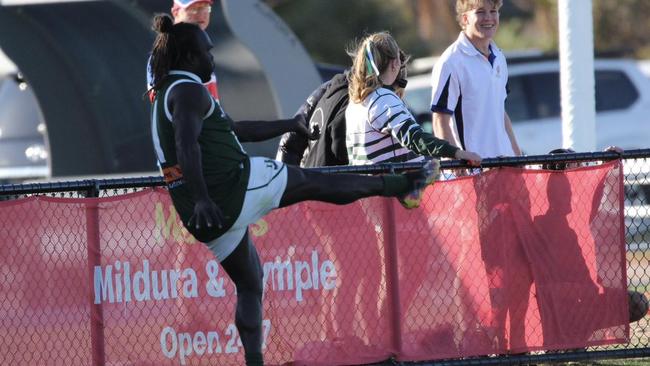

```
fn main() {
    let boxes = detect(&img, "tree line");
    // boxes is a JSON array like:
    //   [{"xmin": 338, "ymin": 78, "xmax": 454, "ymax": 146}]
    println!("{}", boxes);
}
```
[{"xmin": 265, "ymin": 0, "xmax": 650, "ymax": 66}]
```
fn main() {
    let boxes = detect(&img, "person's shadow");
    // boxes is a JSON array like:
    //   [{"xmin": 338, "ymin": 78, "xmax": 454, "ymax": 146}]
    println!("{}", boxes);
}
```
[
  {"xmin": 304, "ymin": 199, "xmax": 385, "ymax": 354},
  {"xmin": 534, "ymin": 163, "xmax": 643, "ymax": 351},
  {"xmin": 529, "ymin": 173, "xmax": 601, "ymax": 347},
  {"xmin": 473, "ymin": 169, "xmax": 534, "ymax": 352}
]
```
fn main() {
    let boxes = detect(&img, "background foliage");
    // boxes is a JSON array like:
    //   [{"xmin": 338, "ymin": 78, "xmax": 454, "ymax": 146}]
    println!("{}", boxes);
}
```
[{"xmin": 265, "ymin": 0, "xmax": 650, "ymax": 66}]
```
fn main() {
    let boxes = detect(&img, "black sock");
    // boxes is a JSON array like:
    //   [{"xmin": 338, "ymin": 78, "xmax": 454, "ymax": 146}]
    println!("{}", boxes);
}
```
[
  {"xmin": 245, "ymin": 352, "xmax": 264, "ymax": 366},
  {"xmin": 381, "ymin": 175, "xmax": 410, "ymax": 196}
]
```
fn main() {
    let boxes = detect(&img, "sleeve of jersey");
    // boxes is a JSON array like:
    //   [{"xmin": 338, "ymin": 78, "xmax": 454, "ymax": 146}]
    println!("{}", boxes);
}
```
[
  {"xmin": 295, "ymin": 79, "xmax": 330, "ymax": 119},
  {"xmin": 430, "ymin": 60, "xmax": 459, "ymax": 114},
  {"xmin": 369, "ymin": 94, "xmax": 459, "ymax": 158},
  {"xmin": 276, "ymin": 131, "xmax": 307, "ymax": 164},
  {"xmin": 503, "ymin": 61, "xmax": 509, "ymax": 103}
]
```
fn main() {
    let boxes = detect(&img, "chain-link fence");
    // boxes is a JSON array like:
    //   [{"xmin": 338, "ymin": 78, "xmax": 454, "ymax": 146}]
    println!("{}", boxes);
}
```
[{"xmin": 0, "ymin": 150, "xmax": 649, "ymax": 366}]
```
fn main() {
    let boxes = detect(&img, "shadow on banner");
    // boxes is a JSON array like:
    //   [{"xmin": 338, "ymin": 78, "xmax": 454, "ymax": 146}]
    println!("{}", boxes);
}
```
[{"xmin": 0, "ymin": 161, "xmax": 628, "ymax": 365}]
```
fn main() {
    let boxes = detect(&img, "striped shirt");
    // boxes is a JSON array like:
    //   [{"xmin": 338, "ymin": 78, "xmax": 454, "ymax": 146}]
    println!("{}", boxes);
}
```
[{"xmin": 345, "ymin": 87, "xmax": 458, "ymax": 165}]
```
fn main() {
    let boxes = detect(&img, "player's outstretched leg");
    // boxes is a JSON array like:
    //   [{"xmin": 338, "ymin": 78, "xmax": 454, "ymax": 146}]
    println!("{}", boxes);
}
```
[
  {"xmin": 280, "ymin": 160, "xmax": 439, "ymax": 209},
  {"xmin": 220, "ymin": 232, "xmax": 265, "ymax": 366}
]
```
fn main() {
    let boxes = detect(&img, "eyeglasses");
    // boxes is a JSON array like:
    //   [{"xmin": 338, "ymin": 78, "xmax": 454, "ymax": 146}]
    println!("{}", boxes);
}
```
[{"xmin": 185, "ymin": 5, "xmax": 211, "ymax": 15}]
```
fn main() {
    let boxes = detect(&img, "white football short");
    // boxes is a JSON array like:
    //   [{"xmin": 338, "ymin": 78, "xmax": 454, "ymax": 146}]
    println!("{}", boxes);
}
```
[{"xmin": 206, "ymin": 157, "xmax": 288, "ymax": 261}]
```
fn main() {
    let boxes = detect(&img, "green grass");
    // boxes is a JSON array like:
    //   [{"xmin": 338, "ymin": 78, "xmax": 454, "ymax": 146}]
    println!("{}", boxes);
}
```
[
  {"xmin": 579, "ymin": 359, "xmax": 650, "ymax": 365},
  {"xmin": 528, "ymin": 358, "xmax": 650, "ymax": 365},
  {"xmin": 628, "ymin": 231, "xmax": 650, "ymax": 244}
]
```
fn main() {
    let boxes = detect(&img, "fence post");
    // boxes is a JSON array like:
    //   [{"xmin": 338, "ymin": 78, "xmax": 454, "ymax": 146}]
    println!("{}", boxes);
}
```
[
  {"xmin": 382, "ymin": 199, "xmax": 403, "ymax": 356},
  {"xmin": 85, "ymin": 182, "xmax": 106, "ymax": 366}
]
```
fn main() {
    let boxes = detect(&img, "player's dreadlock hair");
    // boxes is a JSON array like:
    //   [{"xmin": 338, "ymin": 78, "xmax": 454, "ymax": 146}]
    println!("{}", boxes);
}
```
[{"xmin": 148, "ymin": 14, "xmax": 203, "ymax": 93}]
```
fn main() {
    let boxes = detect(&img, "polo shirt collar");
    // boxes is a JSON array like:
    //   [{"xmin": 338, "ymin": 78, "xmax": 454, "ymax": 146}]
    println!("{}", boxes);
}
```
[
  {"xmin": 169, "ymin": 70, "xmax": 202, "ymax": 82},
  {"xmin": 457, "ymin": 32, "xmax": 499, "ymax": 58}
]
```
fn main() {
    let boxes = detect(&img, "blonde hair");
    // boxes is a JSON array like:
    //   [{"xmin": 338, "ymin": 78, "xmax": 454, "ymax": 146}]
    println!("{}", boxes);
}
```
[
  {"xmin": 455, "ymin": 0, "xmax": 503, "ymax": 27},
  {"xmin": 348, "ymin": 31, "xmax": 401, "ymax": 104},
  {"xmin": 393, "ymin": 62, "xmax": 408, "ymax": 98}
]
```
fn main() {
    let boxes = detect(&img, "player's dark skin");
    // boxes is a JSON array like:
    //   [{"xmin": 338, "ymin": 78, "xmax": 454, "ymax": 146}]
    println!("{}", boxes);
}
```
[
  {"xmin": 165, "ymin": 25, "xmax": 413, "ymax": 364},
  {"xmin": 170, "ymin": 29, "xmax": 390, "ymax": 232},
  {"xmin": 169, "ymin": 80, "xmax": 317, "ymax": 230}
]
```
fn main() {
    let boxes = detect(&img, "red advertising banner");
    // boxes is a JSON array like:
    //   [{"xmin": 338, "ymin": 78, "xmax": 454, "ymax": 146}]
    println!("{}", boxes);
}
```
[{"xmin": 0, "ymin": 161, "xmax": 628, "ymax": 365}]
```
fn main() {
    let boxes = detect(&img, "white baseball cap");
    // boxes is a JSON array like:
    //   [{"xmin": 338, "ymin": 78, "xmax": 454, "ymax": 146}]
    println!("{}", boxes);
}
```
[{"xmin": 172, "ymin": 0, "xmax": 213, "ymax": 10}]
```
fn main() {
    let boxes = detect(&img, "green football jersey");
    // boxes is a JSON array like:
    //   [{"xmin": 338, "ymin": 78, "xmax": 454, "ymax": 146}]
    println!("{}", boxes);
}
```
[{"xmin": 152, "ymin": 70, "xmax": 250, "ymax": 242}]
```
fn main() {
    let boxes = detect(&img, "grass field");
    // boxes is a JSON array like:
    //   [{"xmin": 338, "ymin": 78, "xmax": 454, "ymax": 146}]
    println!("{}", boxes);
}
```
[
  {"xmin": 588, "ymin": 359, "xmax": 650, "ymax": 365},
  {"xmin": 547, "ymin": 359, "xmax": 650, "ymax": 365}
]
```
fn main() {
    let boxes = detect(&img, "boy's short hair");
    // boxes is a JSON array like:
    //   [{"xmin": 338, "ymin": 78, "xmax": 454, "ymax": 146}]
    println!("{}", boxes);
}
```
[
  {"xmin": 543, "ymin": 148, "xmax": 577, "ymax": 171},
  {"xmin": 455, "ymin": 0, "xmax": 503, "ymax": 25}
]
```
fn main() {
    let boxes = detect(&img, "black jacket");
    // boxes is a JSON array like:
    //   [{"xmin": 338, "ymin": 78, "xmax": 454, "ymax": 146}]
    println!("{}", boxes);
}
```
[{"xmin": 276, "ymin": 72, "xmax": 349, "ymax": 167}]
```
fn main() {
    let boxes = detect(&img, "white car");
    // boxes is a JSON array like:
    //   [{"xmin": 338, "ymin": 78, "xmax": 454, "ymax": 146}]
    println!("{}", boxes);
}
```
[
  {"xmin": 404, "ymin": 57, "xmax": 650, "ymax": 155},
  {"xmin": 405, "ymin": 57, "xmax": 650, "ymax": 252}
]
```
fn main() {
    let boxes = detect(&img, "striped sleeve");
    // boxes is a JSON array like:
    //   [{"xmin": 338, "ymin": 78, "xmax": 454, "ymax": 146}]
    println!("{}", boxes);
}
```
[
  {"xmin": 367, "ymin": 91, "xmax": 412, "ymax": 133},
  {"xmin": 368, "ymin": 91, "xmax": 458, "ymax": 159}
]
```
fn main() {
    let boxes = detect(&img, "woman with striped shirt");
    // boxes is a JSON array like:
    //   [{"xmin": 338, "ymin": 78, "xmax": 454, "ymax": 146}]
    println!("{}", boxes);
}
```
[{"xmin": 345, "ymin": 32, "xmax": 481, "ymax": 166}]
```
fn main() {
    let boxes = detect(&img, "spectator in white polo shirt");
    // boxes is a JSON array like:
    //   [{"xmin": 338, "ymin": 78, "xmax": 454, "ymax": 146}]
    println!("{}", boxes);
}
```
[
  {"xmin": 430, "ymin": 0, "xmax": 527, "ymax": 353},
  {"xmin": 430, "ymin": 0, "xmax": 521, "ymax": 159}
]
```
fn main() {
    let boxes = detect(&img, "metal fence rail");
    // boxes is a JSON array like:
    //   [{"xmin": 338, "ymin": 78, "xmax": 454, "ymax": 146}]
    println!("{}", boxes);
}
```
[{"xmin": 2, "ymin": 149, "xmax": 646, "ymax": 196}]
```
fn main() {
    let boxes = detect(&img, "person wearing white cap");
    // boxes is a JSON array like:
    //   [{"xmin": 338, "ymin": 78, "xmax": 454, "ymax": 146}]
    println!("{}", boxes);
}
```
[
  {"xmin": 146, "ymin": 0, "xmax": 220, "ymax": 101},
  {"xmin": 171, "ymin": 0, "xmax": 213, "ymax": 31}
]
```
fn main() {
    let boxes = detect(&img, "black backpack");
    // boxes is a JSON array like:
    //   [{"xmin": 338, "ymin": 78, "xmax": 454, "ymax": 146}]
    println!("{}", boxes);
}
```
[
  {"xmin": 301, "ymin": 72, "xmax": 350, "ymax": 168},
  {"xmin": 277, "ymin": 72, "xmax": 350, "ymax": 167}
]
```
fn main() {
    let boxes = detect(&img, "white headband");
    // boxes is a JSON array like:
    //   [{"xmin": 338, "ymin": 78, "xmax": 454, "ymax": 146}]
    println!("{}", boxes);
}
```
[{"xmin": 365, "ymin": 42, "xmax": 380, "ymax": 76}]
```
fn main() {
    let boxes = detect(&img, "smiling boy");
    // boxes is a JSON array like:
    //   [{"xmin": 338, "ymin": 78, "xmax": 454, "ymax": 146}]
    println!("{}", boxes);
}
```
[{"xmin": 430, "ymin": 0, "xmax": 521, "ymax": 159}]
